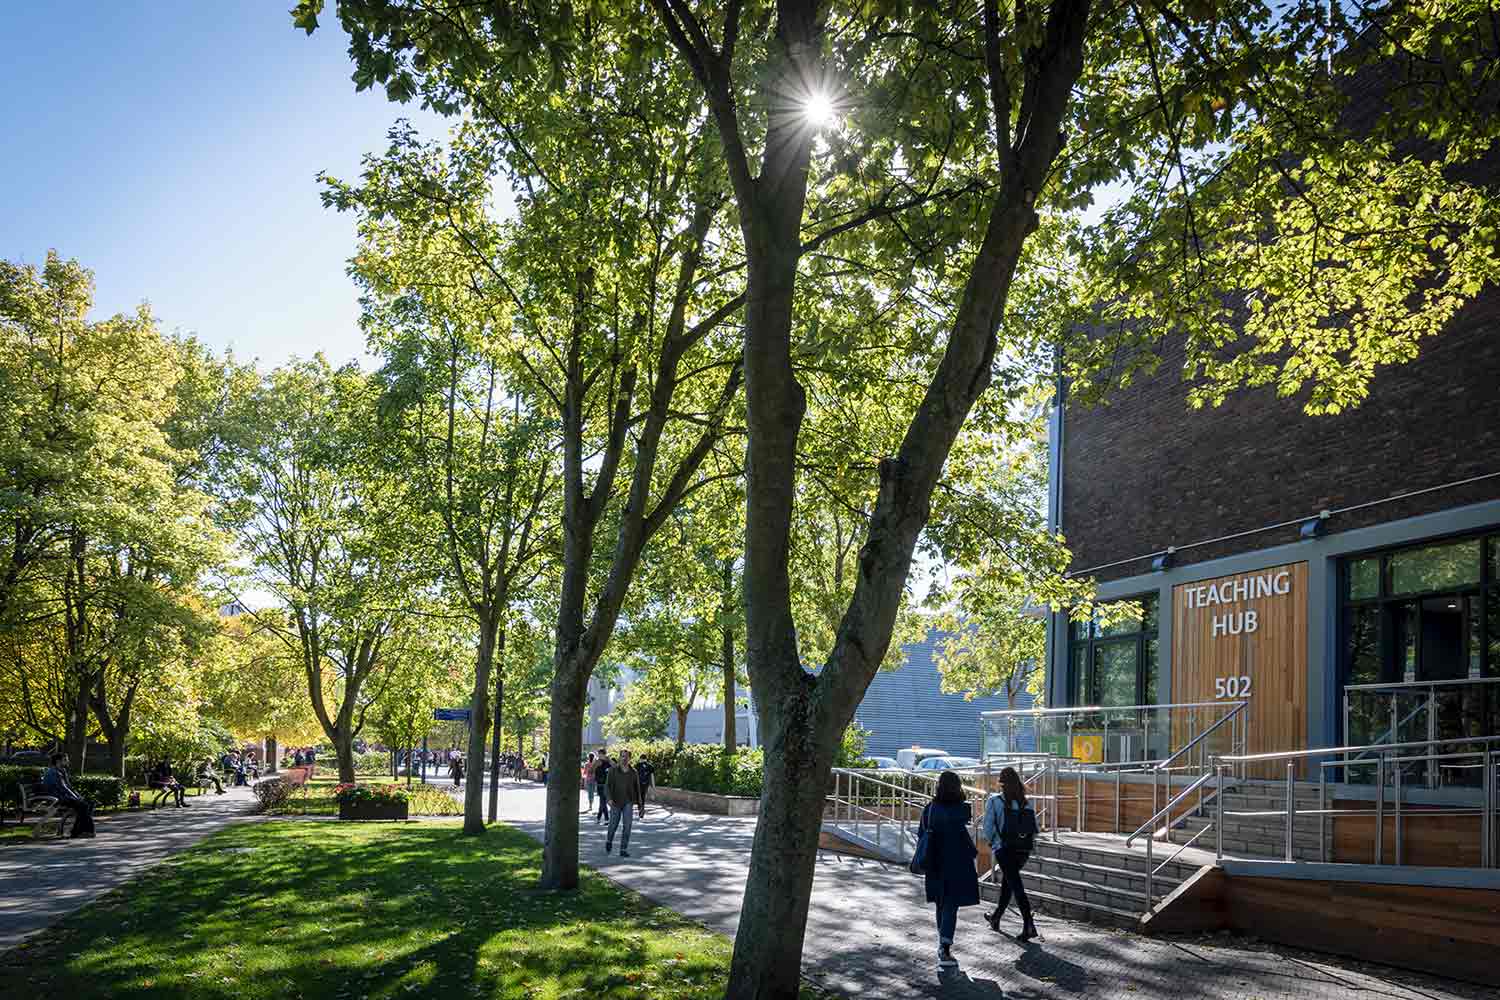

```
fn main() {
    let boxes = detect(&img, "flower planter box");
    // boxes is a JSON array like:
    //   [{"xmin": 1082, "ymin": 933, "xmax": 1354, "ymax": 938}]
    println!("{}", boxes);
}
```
[{"xmin": 338, "ymin": 799, "xmax": 409, "ymax": 821}]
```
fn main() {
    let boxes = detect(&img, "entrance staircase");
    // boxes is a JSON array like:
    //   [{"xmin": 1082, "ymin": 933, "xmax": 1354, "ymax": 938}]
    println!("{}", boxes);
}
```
[
  {"xmin": 822, "ymin": 763, "xmax": 1216, "ymax": 929},
  {"xmin": 1169, "ymin": 781, "xmax": 1326, "ymax": 861}
]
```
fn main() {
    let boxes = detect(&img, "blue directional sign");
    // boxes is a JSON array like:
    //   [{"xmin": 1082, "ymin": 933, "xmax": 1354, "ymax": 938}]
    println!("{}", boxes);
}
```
[{"xmin": 433, "ymin": 708, "xmax": 471, "ymax": 722}]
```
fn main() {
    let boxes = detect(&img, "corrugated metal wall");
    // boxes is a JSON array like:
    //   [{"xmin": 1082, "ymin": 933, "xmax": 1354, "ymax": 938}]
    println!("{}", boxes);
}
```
[{"xmin": 852, "ymin": 629, "xmax": 1035, "ymax": 758}]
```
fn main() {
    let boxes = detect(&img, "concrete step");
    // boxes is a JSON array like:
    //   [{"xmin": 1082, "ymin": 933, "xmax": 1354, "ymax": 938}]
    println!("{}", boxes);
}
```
[
  {"xmin": 979, "ymin": 878, "xmax": 1142, "ymax": 930},
  {"xmin": 1023, "ymin": 852, "xmax": 1183, "ymax": 897},
  {"xmin": 1032, "ymin": 840, "xmax": 1202, "ymax": 885},
  {"xmin": 1174, "ymin": 814, "xmax": 1323, "ymax": 849},
  {"xmin": 1215, "ymin": 790, "xmax": 1325, "ymax": 811}
]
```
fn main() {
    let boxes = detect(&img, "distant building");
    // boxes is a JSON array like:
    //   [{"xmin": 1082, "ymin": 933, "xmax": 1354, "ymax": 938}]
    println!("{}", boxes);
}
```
[
  {"xmin": 852, "ymin": 629, "xmax": 1036, "ymax": 759},
  {"xmin": 587, "ymin": 627, "xmax": 1036, "ymax": 757}
]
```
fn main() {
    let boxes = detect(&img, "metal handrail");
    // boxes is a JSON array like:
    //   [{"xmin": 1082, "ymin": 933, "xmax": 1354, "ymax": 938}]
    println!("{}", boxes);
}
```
[
  {"xmin": 980, "ymin": 699, "xmax": 1248, "ymax": 717},
  {"xmin": 1125, "ymin": 768, "xmax": 1218, "ymax": 847},
  {"xmin": 1344, "ymin": 676, "xmax": 1500, "ymax": 692},
  {"xmin": 1155, "ymin": 701, "xmax": 1246, "ymax": 773},
  {"xmin": 1220, "ymin": 734, "xmax": 1500, "ymax": 764},
  {"xmin": 1211, "ymin": 736, "xmax": 1500, "ymax": 870}
]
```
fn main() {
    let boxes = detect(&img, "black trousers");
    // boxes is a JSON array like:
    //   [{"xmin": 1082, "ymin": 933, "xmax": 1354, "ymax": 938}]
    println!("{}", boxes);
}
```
[
  {"xmin": 993, "ymin": 849, "xmax": 1033, "ymax": 923},
  {"xmin": 60, "ymin": 797, "xmax": 95, "ymax": 837}
]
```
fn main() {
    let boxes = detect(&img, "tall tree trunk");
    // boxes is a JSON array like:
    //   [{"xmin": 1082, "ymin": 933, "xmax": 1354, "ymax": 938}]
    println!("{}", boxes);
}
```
[
  {"xmin": 334, "ymin": 730, "xmax": 355, "ymax": 784},
  {"xmin": 722, "ymin": 558, "xmax": 736, "ymax": 750},
  {"xmin": 488, "ymin": 652, "xmax": 504, "ymax": 823},
  {"xmin": 676, "ymin": 705, "xmax": 688, "ymax": 747},
  {"xmin": 538, "ymin": 665, "xmax": 586, "ymax": 890},
  {"xmin": 726, "ymin": 692, "xmax": 837, "ymax": 997},
  {"xmin": 463, "ymin": 610, "xmax": 500, "ymax": 835}
]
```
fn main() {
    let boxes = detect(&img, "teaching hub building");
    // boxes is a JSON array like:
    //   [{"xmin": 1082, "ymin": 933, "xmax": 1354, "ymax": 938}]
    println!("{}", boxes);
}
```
[{"xmin": 1041, "ymin": 287, "xmax": 1500, "ymax": 763}]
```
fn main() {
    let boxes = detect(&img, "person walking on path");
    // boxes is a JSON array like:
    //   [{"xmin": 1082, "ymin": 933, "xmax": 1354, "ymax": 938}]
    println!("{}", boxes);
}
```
[
  {"xmin": 583, "ymin": 753, "xmax": 597, "ymax": 813},
  {"xmin": 634, "ymin": 756, "xmax": 655, "ymax": 811},
  {"xmin": 919, "ymin": 770, "xmax": 980, "ymax": 969},
  {"xmin": 449, "ymin": 754, "xmax": 465, "ymax": 787},
  {"xmin": 604, "ymin": 749, "xmax": 644, "ymax": 857},
  {"xmin": 41, "ymin": 753, "xmax": 95, "ymax": 838},
  {"xmin": 981, "ymin": 766, "xmax": 1039, "ymax": 942},
  {"xmin": 592, "ymin": 754, "xmax": 612, "ymax": 825}
]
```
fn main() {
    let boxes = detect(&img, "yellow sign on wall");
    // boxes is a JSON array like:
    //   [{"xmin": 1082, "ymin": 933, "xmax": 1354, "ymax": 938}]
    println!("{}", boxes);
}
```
[{"xmin": 1071, "ymin": 734, "xmax": 1104, "ymax": 763}]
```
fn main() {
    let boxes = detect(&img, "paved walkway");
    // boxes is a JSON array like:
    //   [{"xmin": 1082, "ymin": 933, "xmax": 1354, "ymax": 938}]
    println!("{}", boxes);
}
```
[
  {"xmin": 0, "ymin": 785, "xmax": 259, "ymax": 950},
  {"xmin": 477, "ymin": 779, "xmax": 1487, "ymax": 1000},
  {"xmin": 1, "ymin": 774, "xmax": 1487, "ymax": 998}
]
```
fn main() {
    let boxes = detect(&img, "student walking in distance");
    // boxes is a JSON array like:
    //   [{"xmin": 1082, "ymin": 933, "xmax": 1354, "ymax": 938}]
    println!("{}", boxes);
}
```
[
  {"xmin": 604, "ymin": 749, "xmax": 645, "ymax": 857},
  {"xmin": 982, "ymin": 766, "xmax": 1039, "ymax": 942},
  {"xmin": 918, "ymin": 770, "xmax": 981, "ymax": 968},
  {"xmin": 583, "ymin": 752, "xmax": 597, "ymax": 814},
  {"xmin": 592, "ymin": 753, "xmax": 611, "ymax": 824}
]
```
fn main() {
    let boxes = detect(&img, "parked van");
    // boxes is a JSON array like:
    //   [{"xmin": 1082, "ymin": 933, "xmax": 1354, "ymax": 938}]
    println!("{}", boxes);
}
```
[{"xmin": 895, "ymin": 746, "xmax": 950, "ymax": 770}]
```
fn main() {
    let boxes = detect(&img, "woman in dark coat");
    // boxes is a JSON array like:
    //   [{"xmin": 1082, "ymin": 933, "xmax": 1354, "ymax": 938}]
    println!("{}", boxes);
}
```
[{"xmin": 920, "ymin": 770, "xmax": 981, "ymax": 968}]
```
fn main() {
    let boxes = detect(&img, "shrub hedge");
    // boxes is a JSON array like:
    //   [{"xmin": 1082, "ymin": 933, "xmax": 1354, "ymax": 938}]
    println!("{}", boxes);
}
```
[
  {"xmin": 605, "ymin": 725, "xmax": 872, "ymax": 799},
  {"xmin": 0, "ymin": 765, "xmax": 127, "ymax": 810}
]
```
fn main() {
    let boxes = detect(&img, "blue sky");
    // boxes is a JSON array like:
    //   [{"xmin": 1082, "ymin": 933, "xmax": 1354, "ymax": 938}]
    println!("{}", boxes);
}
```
[{"xmin": 0, "ymin": 2, "xmax": 455, "ymax": 368}]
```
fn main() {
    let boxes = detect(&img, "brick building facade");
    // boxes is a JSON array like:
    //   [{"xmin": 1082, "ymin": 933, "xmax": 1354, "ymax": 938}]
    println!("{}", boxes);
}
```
[{"xmin": 1044, "ymin": 275, "xmax": 1500, "ymax": 758}]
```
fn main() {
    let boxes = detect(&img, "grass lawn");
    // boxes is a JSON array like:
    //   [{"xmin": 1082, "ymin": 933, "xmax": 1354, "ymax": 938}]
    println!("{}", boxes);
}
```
[
  {"xmin": 0, "ymin": 820, "xmax": 829, "ymax": 1000},
  {"xmin": 270, "ymin": 776, "xmax": 461, "ymax": 817}
]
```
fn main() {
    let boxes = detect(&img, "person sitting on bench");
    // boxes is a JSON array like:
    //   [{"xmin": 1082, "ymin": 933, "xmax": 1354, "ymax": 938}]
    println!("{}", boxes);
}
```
[
  {"xmin": 195, "ymin": 760, "xmax": 225, "ymax": 794},
  {"xmin": 42, "ymin": 753, "xmax": 96, "ymax": 838},
  {"xmin": 150, "ymin": 758, "xmax": 189, "ymax": 808}
]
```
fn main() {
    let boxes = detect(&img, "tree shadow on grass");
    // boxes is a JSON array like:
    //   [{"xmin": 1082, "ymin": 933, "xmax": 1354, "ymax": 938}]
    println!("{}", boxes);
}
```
[{"xmin": 0, "ymin": 821, "xmax": 739, "ymax": 1000}]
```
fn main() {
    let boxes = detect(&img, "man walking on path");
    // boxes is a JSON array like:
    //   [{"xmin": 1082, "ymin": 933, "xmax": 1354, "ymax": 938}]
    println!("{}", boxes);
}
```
[
  {"xmin": 604, "ymin": 749, "xmax": 644, "ymax": 857},
  {"xmin": 592, "ymin": 753, "xmax": 612, "ymax": 825}
]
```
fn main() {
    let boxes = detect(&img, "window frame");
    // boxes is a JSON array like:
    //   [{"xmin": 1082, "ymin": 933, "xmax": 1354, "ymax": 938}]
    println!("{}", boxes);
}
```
[
  {"xmin": 1339, "ymin": 531, "xmax": 1499, "ymax": 688},
  {"xmin": 1067, "ymin": 593, "xmax": 1160, "ymax": 708}
]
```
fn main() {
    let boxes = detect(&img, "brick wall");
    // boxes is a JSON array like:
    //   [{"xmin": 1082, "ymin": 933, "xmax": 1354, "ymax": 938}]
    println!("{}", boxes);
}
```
[{"xmin": 1060, "ymin": 285, "xmax": 1500, "ymax": 581}]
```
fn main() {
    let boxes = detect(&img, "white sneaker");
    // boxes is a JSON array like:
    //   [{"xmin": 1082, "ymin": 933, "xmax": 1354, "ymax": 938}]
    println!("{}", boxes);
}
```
[{"xmin": 938, "ymin": 945, "xmax": 958, "ymax": 968}]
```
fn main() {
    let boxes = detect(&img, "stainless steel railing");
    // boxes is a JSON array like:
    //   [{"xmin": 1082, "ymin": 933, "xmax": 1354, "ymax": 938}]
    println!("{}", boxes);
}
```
[
  {"xmin": 1217, "ymin": 734, "xmax": 1500, "ymax": 869},
  {"xmin": 1343, "ymin": 677, "xmax": 1500, "ymax": 790},
  {"xmin": 826, "ymin": 756, "xmax": 1060, "ymax": 864}
]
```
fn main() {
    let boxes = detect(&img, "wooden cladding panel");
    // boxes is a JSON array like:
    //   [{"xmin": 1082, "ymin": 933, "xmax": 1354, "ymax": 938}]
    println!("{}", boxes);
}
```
[
  {"xmin": 1224, "ymin": 877, "xmax": 1500, "ymax": 986},
  {"xmin": 1053, "ymin": 776, "xmax": 1197, "ymax": 834},
  {"xmin": 1171, "ymin": 561, "xmax": 1308, "ymax": 775},
  {"xmin": 1330, "ymin": 801, "xmax": 1485, "ymax": 867}
]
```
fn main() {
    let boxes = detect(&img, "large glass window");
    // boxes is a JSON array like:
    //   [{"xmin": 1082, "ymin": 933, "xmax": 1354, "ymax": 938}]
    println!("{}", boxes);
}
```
[
  {"xmin": 1342, "ymin": 532, "xmax": 1498, "ymax": 683},
  {"xmin": 1388, "ymin": 539, "xmax": 1481, "ymax": 595},
  {"xmin": 1340, "ymin": 530, "xmax": 1500, "ymax": 750},
  {"xmin": 1068, "ymin": 594, "xmax": 1160, "ymax": 707}
]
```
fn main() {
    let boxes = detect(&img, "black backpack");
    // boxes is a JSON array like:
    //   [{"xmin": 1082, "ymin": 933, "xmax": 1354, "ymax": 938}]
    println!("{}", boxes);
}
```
[{"xmin": 1002, "ymin": 802, "xmax": 1037, "ymax": 856}]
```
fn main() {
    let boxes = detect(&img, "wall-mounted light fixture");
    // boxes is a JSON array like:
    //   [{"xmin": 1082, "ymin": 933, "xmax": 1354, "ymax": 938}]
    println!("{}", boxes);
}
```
[
  {"xmin": 1300, "ymin": 509, "xmax": 1332, "ymax": 540},
  {"xmin": 1151, "ymin": 546, "xmax": 1176, "ymax": 572}
]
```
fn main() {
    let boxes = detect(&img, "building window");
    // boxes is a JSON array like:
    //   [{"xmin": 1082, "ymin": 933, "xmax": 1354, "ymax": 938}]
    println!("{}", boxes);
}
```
[
  {"xmin": 1341, "ymin": 533, "xmax": 1498, "ymax": 686},
  {"xmin": 1340, "ymin": 532, "xmax": 1500, "ymax": 749},
  {"xmin": 1068, "ymin": 594, "xmax": 1160, "ymax": 707}
]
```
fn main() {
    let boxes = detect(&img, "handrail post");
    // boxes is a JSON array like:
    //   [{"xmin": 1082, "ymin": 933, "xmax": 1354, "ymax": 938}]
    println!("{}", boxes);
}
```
[
  {"xmin": 1319, "ymin": 763, "xmax": 1328, "ymax": 863},
  {"xmin": 1426, "ymin": 686, "xmax": 1437, "ymax": 791},
  {"xmin": 1394, "ymin": 762, "xmax": 1403, "ymax": 866},
  {"xmin": 1485, "ymin": 750, "xmax": 1494, "ymax": 869},
  {"xmin": 1374, "ymin": 754, "xmax": 1385, "ymax": 865},
  {"xmin": 1145, "ymin": 823, "xmax": 1154, "ymax": 910},
  {"xmin": 1216, "ymin": 761, "xmax": 1225, "ymax": 862},
  {"xmin": 1285, "ymin": 761, "xmax": 1295, "ymax": 863},
  {"xmin": 1051, "ymin": 756, "xmax": 1059, "ymax": 842},
  {"xmin": 1115, "ymin": 766, "xmax": 1122, "ymax": 834}
]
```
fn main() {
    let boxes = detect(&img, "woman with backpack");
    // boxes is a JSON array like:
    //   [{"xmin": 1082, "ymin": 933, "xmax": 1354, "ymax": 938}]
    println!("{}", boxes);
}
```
[
  {"xmin": 915, "ymin": 770, "xmax": 981, "ymax": 969},
  {"xmin": 981, "ymin": 766, "xmax": 1039, "ymax": 942}
]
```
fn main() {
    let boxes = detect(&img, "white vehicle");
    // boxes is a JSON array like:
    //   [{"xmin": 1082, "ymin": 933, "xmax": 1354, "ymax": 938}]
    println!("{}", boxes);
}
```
[
  {"xmin": 865, "ymin": 755, "xmax": 902, "ymax": 770},
  {"xmin": 914, "ymin": 755, "xmax": 982, "ymax": 772},
  {"xmin": 895, "ymin": 746, "xmax": 951, "ymax": 770}
]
